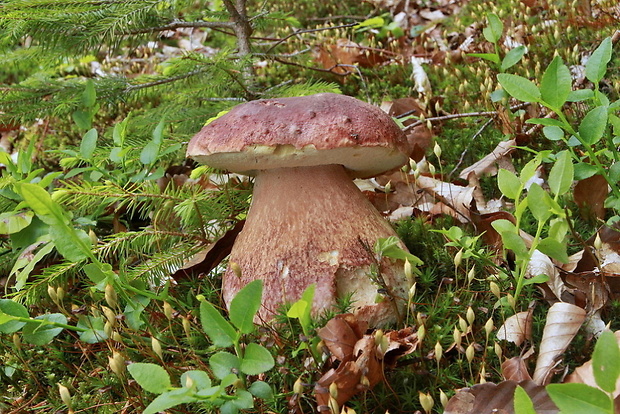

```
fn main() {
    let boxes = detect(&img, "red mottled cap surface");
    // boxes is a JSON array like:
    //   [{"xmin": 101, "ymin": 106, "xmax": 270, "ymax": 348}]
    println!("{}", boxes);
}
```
[{"xmin": 187, "ymin": 93, "xmax": 410, "ymax": 178}]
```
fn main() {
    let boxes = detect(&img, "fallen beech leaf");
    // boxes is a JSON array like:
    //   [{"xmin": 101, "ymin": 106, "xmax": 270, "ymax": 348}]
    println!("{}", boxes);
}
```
[
  {"xmin": 458, "ymin": 139, "xmax": 516, "ymax": 180},
  {"xmin": 416, "ymin": 175, "xmax": 475, "ymax": 222},
  {"xmin": 496, "ymin": 308, "xmax": 534, "ymax": 346},
  {"xmin": 533, "ymin": 302, "xmax": 586, "ymax": 385},
  {"xmin": 527, "ymin": 250, "xmax": 566, "ymax": 301},
  {"xmin": 574, "ymin": 174, "xmax": 608, "ymax": 221},
  {"xmin": 502, "ymin": 356, "xmax": 533, "ymax": 382},
  {"xmin": 566, "ymin": 331, "xmax": 620, "ymax": 397},
  {"xmin": 315, "ymin": 314, "xmax": 418, "ymax": 412},
  {"xmin": 443, "ymin": 380, "xmax": 558, "ymax": 414}
]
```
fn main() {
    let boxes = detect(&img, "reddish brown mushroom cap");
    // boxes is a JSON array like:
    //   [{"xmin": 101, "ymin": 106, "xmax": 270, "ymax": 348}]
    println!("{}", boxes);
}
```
[{"xmin": 187, "ymin": 93, "xmax": 410, "ymax": 178}]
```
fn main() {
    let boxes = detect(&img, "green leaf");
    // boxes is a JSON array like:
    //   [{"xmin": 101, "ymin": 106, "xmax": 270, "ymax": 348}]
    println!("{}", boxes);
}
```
[
  {"xmin": 0, "ymin": 211, "xmax": 34, "ymax": 234},
  {"xmin": 538, "ymin": 237, "xmax": 569, "ymax": 264},
  {"xmin": 543, "ymin": 125, "xmax": 565, "ymax": 141},
  {"xmin": 14, "ymin": 183, "xmax": 68, "ymax": 227},
  {"xmin": 567, "ymin": 89, "xmax": 595, "ymax": 102},
  {"xmin": 592, "ymin": 330, "xmax": 620, "ymax": 393},
  {"xmin": 513, "ymin": 385, "xmax": 537, "ymax": 414},
  {"xmin": 12, "ymin": 241, "xmax": 55, "ymax": 290},
  {"xmin": 50, "ymin": 226, "xmax": 91, "ymax": 262},
  {"xmin": 22, "ymin": 313, "xmax": 67, "ymax": 345},
  {"xmin": 229, "ymin": 280, "xmax": 262, "ymax": 334},
  {"xmin": 492, "ymin": 220, "xmax": 528, "ymax": 257},
  {"xmin": 525, "ymin": 118, "xmax": 566, "ymax": 127},
  {"xmin": 77, "ymin": 315, "xmax": 108, "ymax": 343},
  {"xmin": 497, "ymin": 169, "xmax": 522, "ymax": 200},
  {"xmin": 240, "ymin": 343, "xmax": 275, "ymax": 375},
  {"xmin": 287, "ymin": 284, "xmax": 315, "ymax": 334},
  {"xmin": 355, "ymin": 16, "xmax": 385, "ymax": 29},
  {"xmin": 522, "ymin": 273, "xmax": 550, "ymax": 286},
  {"xmin": 586, "ymin": 37, "xmax": 612, "ymax": 84},
  {"xmin": 548, "ymin": 151, "xmax": 574, "ymax": 196},
  {"xmin": 501, "ymin": 46, "xmax": 526, "ymax": 71},
  {"xmin": 72, "ymin": 110, "xmax": 91, "ymax": 129},
  {"xmin": 579, "ymin": 106, "xmax": 608, "ymax": 146},
  {"xmin": 80, "ymin": 128, "xmax": 98, "ymax": 159},
  {"xmin": 209, "ymin": 351, "xmax": 240, "ymax": 379},
  {"xmin": 82, "ymin": 79, "xmax": 97, "ymax": 107},
  {"xmin": 497, "ymin": 74, "xmax": 541, "ymax": 103},
  {"xmin": 527, "ymin": 184, "xmax": 552, "ymax": 222},
  {"xmin": 140, "ymin": 141, "xmax": 160, "ymax": 165},
  {"xmin": 376, "ymin": 236, "xmax": 424, "ymax": 265},
  {"xmin": 143, "ymin": 388, "xmax": 197, "ymax": 414},
  {"xmin": 540, "ymin": 55, "xmax": 572, "ymax": 109},
  {"xmin": 546, "ymin": 383, "xmax": 611, "ymax": 414},
  {"xmin": 200, "ymin": 300, "xmax": 236, "ymax": 347},
  {"xmin": 0, "ymin": 299, "xmax": 29, "ymax": 333},
  {"xmin": 127, "ymin": 363, "xmax": 171, "ymax": 394},
  {"xmin": 180, "ymin": 370, "xmax": 211, "ymax": 390},
  {"xmin": 574, "ymin": 162, "xmax": 599, "ymax": 180},
  {"xmin": 469, "ymin": 53, "xmax": 500, "ymax": 64},
  {"xmin": 248, "ymin": 380, "xmax": 274, "ymax": 400},
  {"xmin": 483, "ymin": 13, "xmax": 503, "ymax": 43}
]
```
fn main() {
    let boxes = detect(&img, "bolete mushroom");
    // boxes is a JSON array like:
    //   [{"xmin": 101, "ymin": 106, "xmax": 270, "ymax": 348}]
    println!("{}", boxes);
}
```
[{"xmin": 187, "ymin": 93, "xmax": 414, "ymax": 326}]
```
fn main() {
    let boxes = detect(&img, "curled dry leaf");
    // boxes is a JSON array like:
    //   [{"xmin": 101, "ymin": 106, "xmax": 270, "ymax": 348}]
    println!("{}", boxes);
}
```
[
  {"xmin": 314, "ymin": 314, "xmax": 418, "ymax": 412},
  {"xmin": 458, "ymin": 139, "xmax": 516, "ymax": 180},
  {"xmin": 443, "ymin": 380, "xmax": 558, "ymax": 414},
  {"xmin": 565, "ymin": 331, "xmax": 620, "ymax": 397},
  {"xmin": 416, "ymin": 175, "xmax": 475, "ymax": 223},
  {"xmin": 496, "ymin": 308, "xmax": 534, "ymax": 347},
  {"xmin": 533, "ymin": 302, "xmax": 586, "ymax": 385},
  {"xmin": 574, "ymin": 174, "xmax": 608, "ymax": 221},
  {"xmin": 527, "ymin": 250, "xmax": 567, "ymax": 302}
]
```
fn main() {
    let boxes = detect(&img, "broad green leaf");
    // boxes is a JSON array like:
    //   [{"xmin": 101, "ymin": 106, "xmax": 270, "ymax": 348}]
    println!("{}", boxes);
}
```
[
  {"xmin": 12, "ymin": 241, "xmax": 55, "ymax": 290},
  {"xmin": 209, "ymin": 351, "xmax": 240, "ymax": 379},
  {"xmin": 22, "ymin": 313, "xmax": 67, "ymax": 345},
  {"xmin": 492, "ymin": 220, "xmax": 528, "ymax": 257},
  {"xmin": 483, "ymin": 13, "xmax": 503, "ymax": 43},
  {"xmin": 72, "ymin": 110, "xmax": 91, "ymax": 129},
  {"xmin": 231, "ymin": 389, "xmax": 254, "ymax": 409},
  {"xmin": 527, "ymin": 184, "xmax": 552, "ymax": 222},
  {"xmin": 592, "ymin": 330, "xmax": 620, "ymax": 393},
  {"xmin": 540, "ymin": 55, "xmax": 572, "ymax": 109},
  {"xmin": 287, "ymin": 284, "xmax": 315, "ymax": 334},
  {"xmin": 355, "ymin": 16, "xmax": 385, "ymax": 29},
  {"xmin": 14, "ymin": 183, "xmax": 68, "ymax": 227},
  {"xmin": 0, "ymin": 211, "xmax": 33, "ymax": 234},
  {"xmin": 80, "ymin": 128, "xmax": 98, "ymax": 159},
  {"xmin": 538, "ymin": 237, "xmax": 569, "ymax": 264},
  {"xmin": 522, "ymin": 273, "xmax": 550, "ymax": 286},
  {"xmin": 82, "ymin": 79, "xmax": 97, "ymax": 107},
  {"xmin": 574, "ymin": 162, "xmax": 599, "ymax": 180},
  {"xmin": 50, "ymin": 226, "xmax": 91, "ymax": 262},
  {"xmin": 497, "ymin": 74, "xmax": 541, "ymax": 103},
  {"xmin": 77, "ymin": 315, "xmax": 108, "ymax": 343},
  {"xmin": 526, "ymin": 118, "xmax": 565, "ymax": 127},
  {"xmin": 248, "ymin": 380, "xmax": 273, "ymax": 400},
  {"xmin": 229, "ymin": 280, "xmax": 262, "ymax": 334},
  {"xmin": 0, "ymin": 299, "xmax": 29, "ymax": 333},
  {"xmin": 497, "ymin": 169, "xmax": 522, "ymax": 200},
  {"xmin": 200, "ymin": 300, "xmax": 236, "ymax": 347},
  {"xmin": 513, "ymin": 385, "xmax": 537, "ymax": 414},
  {"xmin": 469, "ymin": 53, "xmax": 500, "ymax": 64},
  {"xmin": 140, "ymin": 141, "xmax": 160, "ymax": 165},
  {"xmin": 567, "ymin": 89, "xmax": 595, "ymax": 102},
  {"xmin": 376, "ymin": 236, "xmax": 423, "ymax": 265},
  {"xmin": 501, "ymin": 46, "xmax": 526, "ymax": 71},
  {"xmin": 543, "ymin": 125, "xmax": 565, "ymax": 141},
  {"xmin": 152, "ymin": 118, "xmax": 165, "ymax": 144},
  {"xmin": 548, "ymin": 151, "xmax": 574, "ymax": 196},
  {"xmin": 128, "ymin": 363, "xmax": 171, "ymax": 394},
  {"xmin": 180, "ymin": 370, "xmax": 211, "ymax": 390},
  {"xmin": 579, "ymin": 106, "xmax": 608, "ymax": 146},
  {"xmin": 546, "ymin": 383, "xmax": 610, "ymax": 414},
  {"xmin": 240, "ymin": 343, "xmax": 275, "ymax": 375},
  {"xmin": 143, "ymin": 388, "xmax": 197, "ymax": 414},
  {"xmin": 585, "ymin": 37, "xmax": 612, "ymax": 84},
  {"xmin": 610, "ymin": 163, "xmax": 620, "ymax": 182},
  {"xmin": 124, "ymin": 296, "xmax": 150, "ymax": 330}
]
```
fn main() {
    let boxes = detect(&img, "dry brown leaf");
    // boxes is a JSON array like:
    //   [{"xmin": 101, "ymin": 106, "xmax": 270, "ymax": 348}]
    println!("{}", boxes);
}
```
[
  {"xmin": 565, "ymin": 331, "xmax": 620, "ymax": 397},
  {"xmin": 458, "ymin": 139, "xmax": 516, "ymax": 180},
  {"xmin": 502, "ymin": 356, "xmax": 533, "ymax": 382},
  {"xmin": 527, "ymin": 250, "xmax": 566, "ymax": 302},
  {"xmin": 443, "ymin": 380, "xmax": 558, "ymax": 414},
  {"xmin": 314, "ymin": 314, "xmax": 418, "ymax": 412},
  {"xmin": 533, "ymin": 302, "xmax": 586, "ymax": 385},
  {"xmin": 416, "ymin": 175, "xmax": 475, "ymax": 222},
  {"xmin": 496, "ymin": 308, "xmax": 534, "ymax": 346},
  {"xmin": 574, "ymin": 174, "xmax": 608, "ymax": 221}
]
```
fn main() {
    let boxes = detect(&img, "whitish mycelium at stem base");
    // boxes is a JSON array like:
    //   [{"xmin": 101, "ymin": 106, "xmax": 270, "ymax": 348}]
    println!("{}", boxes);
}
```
[{"xmin": 224, "ymin": 164, "xmax": 411, "ymax": 326}]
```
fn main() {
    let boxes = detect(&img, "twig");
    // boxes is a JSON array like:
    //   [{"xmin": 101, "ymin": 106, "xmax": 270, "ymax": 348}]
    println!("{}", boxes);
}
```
[
  {"xmin": 402, "ymin": 102, "xmax": 530, "ymax": 133},
  {"xmin": 127, "ymin": 19, "xmax": 235, "ymax": 35},
  {"xmin": 265, "ymin": 23, "xmax": 359, "ymax": 54},
  {"xmin": 449, "ymin": 117, "xmax": 495, "ymax": 177}
]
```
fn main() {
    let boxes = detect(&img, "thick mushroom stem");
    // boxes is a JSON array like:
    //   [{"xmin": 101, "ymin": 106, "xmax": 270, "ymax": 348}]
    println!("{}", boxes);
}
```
[{"xmin": 223, "ymin": 164, "xmax": 411, "ymax": 326}]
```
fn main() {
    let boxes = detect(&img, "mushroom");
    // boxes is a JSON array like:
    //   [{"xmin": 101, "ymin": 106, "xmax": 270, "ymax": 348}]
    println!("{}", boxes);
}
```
[{"xmin": 187, "ymin": 93, "xmax": 414, "ymax": 326}]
